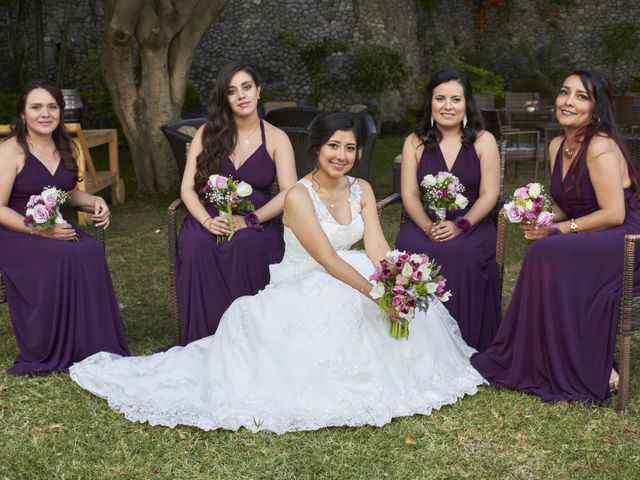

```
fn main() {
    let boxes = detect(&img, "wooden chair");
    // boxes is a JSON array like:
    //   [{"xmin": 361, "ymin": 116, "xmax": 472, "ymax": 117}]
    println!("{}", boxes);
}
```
[
  {"xmin": 377, "ymin": 139, "xmax": 508, "ymax": 300},
  {"xmin": 505, "ymin": 92, "xmax": 541, "ymax": 112},
  {"xmin": 64, "ymin": 124, "xmax": 124, "ymax": 223},
  {"xmin": 482, "ymin": 109, "xmax": 541, "ymax": 180},
  {"xmin": 474, "ymin": 93, "xmax": 495, "ymax": 110}
]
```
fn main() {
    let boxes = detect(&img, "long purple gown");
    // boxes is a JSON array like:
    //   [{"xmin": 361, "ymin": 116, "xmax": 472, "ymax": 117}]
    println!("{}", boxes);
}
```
[
  {"xmin": 176, "ymin": 119, "xmax": 284, "ymax": 345},
  {"xmin": 0, "ymin": 153, "xmax": 129, "ymax": 375},
  {"xmin": 472, "ymin": 140, "xmax": 640, "ymax": 404},
  {"xmin": 395, "ymin": 144, "xmax": 501, "ymax": 352}
]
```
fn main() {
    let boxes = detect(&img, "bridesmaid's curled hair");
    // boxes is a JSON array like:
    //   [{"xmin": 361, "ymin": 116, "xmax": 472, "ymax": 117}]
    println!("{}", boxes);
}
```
[{"xmin": 414, "ymin": 69, "xmax": 482, "ymax": 151}]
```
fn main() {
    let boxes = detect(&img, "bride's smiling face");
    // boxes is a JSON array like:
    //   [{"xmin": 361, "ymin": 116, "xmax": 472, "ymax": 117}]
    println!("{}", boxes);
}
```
[{"xmin": 317, "ymin": 129, "xmax": 357, "ymax": 177}]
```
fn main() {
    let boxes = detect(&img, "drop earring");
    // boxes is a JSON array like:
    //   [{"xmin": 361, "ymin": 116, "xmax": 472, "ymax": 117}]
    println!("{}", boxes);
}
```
[
  {"xmin": 430, "ymin": 116, "xmax": 434, "ymax": 127},
  {"xmin": 462, "ymin": 114, "xmax": 468, "ymax": 128}
]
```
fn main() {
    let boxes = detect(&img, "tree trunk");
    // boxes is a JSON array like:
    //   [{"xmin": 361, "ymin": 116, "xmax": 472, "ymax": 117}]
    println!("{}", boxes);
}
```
[{"xmin": 101, "ymin": 0, "xmax": 228, "ymax": 194}]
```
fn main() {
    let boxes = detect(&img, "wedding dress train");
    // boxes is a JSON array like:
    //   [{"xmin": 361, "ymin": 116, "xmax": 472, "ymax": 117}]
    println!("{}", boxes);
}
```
[{"xmin": 70, "ymin": 178, "xmax": 485, "ymax": 434}]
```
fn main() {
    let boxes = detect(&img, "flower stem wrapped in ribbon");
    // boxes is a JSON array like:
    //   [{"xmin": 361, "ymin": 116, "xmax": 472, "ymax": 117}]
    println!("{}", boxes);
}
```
[
  {"xmin": 369, "ymin": 250, "xmax": 450, "ymax": 339},
  {"xmin": 503, "ymin": 182, "xmax": 554, "ymax": 226},
  {"xmin": 24, "ymin": 186, "xmax": 78, "ymax": 241},
  {"xmin": 420, "ymin": 171, "xmax": 468, "ymax": 223},
  {"xmin": 202, "ymin": 174, "xmax": 256, "ymax": 243}
]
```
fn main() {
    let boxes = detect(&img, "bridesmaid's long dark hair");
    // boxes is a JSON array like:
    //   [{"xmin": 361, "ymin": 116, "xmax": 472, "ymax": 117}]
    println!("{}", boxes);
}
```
[
  {"xmin": 12, "ymin": 80, "xmax": 79, "ymax": 179},
  {"xmin": 566, "ymin": 69, "xmax": 639, "ymax": 200},
  {"xmin": 414, "ymin": 69, "xmax": 483, "ymax": 151},
  {"xmin": 195, "ymin": 62, "xmax": 261, "ymax": 195}
]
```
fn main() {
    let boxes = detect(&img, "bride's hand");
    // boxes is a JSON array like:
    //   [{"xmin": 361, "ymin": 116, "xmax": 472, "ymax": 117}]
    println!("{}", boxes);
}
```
[{"xmin": 373, "ymin": 299, "xmax": 401, "ymax": 322}]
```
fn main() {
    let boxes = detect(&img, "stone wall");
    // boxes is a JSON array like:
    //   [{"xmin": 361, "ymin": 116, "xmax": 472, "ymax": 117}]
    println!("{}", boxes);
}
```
[{"xmin": 1, "ymin": 0, "xmax": 638, "ymax": 124}]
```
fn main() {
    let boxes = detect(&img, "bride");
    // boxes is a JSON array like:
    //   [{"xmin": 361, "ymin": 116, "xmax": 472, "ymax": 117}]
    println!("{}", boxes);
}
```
[{"xmin": 70, "ymin": 112, "xmax": 485, "ymax": 434}]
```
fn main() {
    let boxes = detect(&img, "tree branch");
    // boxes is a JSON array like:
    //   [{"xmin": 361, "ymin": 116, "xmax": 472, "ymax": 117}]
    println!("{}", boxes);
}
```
[{"xmin": 167, "ymin": 0, "xmax": 229, "ymax": 106}]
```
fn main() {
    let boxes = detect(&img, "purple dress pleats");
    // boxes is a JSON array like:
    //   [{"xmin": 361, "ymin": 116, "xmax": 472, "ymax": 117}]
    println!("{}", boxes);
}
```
[
  {"xmin": 471, "ymin": 140, "xmax": 640, "ymax": 404},
  {"xmin": 0, "ymin": 153, "xmax": 129, "ymax": 375},
  {"xmin": 395, "ymin": 144, "xmax": 501, "ymax": 352},
  {"xmin": 176, "ymin": 119, "xmax": 284, "ymax": 345}
]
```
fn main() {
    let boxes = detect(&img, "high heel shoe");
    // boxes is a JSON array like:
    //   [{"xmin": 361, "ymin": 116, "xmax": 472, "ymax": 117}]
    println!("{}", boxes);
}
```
[{"xmin": 609, "ymin": 369, "xmax": 619, "ymax": 393}]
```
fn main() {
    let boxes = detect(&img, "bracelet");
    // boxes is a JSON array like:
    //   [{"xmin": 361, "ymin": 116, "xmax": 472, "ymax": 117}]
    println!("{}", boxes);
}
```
[
  {"xmin": 201, "ymin": 216, "xmax": 213, "ymax": 227},
  {"xmin": 244, "ymin": 212, "xmax": 263, "ymax": 231},
  {"xmin": 454, "ymin": 216, "xmax": 471, "ymax": 233},
  {"xmin": 27, "ymin": 226, "xmax": 40, "ymax": 236},
  {"xmin": 569, "ymin": 218, "xmax": 579, "ymax": 234}
]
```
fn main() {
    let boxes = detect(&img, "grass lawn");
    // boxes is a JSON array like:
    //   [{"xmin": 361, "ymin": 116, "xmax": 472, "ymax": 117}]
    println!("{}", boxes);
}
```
[{"xmin": 0, "ymin": 137, "xmax": 638, "ymax": 479}]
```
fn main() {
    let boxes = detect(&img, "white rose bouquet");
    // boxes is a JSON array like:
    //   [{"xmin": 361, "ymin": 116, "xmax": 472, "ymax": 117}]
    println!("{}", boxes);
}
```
[
  {"xmin": 202, "ymin": 175, "xmax": 255, "ymax": 243},
  {"xmin": 421, "ymin": 171, "xmax": 469, "ymax": 223}
]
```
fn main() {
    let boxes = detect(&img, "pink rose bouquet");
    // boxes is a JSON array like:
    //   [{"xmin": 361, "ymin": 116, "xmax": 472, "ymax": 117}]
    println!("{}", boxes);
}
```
[
  {"xmin": 421, "ymin": 171, "xmax": 468, "ymax": 223},
  {"xmin": 503, "ymin": 182, "xmax": 554, "ymax": 226},
  {"xmin": 24, "ymin": 186, "xmax": 77, "ymax": 240},
  {"xmin": 369, "ymin": 250, "xmax": 450, "ymax": 339},
  {"xmin": 202, "ymin": 174, "xmax": 255, "ymax": 243}
]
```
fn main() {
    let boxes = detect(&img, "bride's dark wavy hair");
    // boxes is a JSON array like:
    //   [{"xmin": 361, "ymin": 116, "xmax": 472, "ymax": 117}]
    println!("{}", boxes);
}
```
[
  {"xmin": 563, "ymin": 69, "xmax": 639, "ymax": 200},
  {"xmin": 194, "ymin": 62, "xmax": 261, "ymax": 195},
  {"xmin": 307, "ymin": 112, "xmax": 361, "ymax": 189},
  {"xmin": 414, "ymin": 69, "xmax": 483, "ymax": 151},
  {"xmin": 11, "ymin": 79, "xmax": 79, "ymax": 179}
]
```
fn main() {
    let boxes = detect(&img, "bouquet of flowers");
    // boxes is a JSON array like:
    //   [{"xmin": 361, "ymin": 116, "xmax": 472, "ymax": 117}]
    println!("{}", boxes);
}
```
[
  {"xmin": 24, "ymin": 186, "xmax": 77, "ymax": 240},
  {"xmin": 503, "ymin": 182, "xmax": 554, "ymax": 226},
  {"xmin": 369, "ymin": 250, "xmax": 450, "ymax": 339},
  {"xmin": 421, "ymin": 171, "xmax": 469, "ymax": 222},
  {"xmin": 202, "ymin": 174, "xmax": 255, "ymax": 243}
]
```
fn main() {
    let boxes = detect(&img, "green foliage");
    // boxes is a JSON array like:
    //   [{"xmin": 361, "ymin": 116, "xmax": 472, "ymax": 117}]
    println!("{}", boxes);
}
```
[
  {"xmin": 81, "ymin": 88, "xmax": 121, "ymax": 132},
  {"xmin": 350, "ymin": 46, "xmax": 409, "ymax": 95},
  {"xmin": 183, "ymin": 84, "xmax": 203, "ymax": 113},
  {"xmin": 501, "ymin": 43, "xmax": 570, "ymax": 103},
  {"xmin": 0, "ymin": 92, "xmax": 18, "ymax": 124},
  {"xmin": 602, "ymin": 22, "xmax": 639, "ymax": 67},
  {"xmin": 630, "ymin": 73, "xmax": 640, "ymax": 93},
  {"xmin": 273, "ymin": 30, "xmax": 300, "ymax": 50},
  {"xmin": 299, "ymin": 38, "xmax": 347, "ymax": 76},
  {"xmin": 457, "ymin": 61, "xmax": 505, "ymax": 108}
]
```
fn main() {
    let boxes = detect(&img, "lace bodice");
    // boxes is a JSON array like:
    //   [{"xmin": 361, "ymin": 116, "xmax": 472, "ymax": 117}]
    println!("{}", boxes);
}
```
[{"xmin": 269, "ymin": 177, "xmax": 365, "ymax": 284}]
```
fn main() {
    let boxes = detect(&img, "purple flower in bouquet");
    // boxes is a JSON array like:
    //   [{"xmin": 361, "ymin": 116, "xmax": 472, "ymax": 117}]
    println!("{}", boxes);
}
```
[
  {"xmin": 369, "ymin": 250, "xmax": 450, "ymax": 339},
  {"xmin": 23, "ymin": 186, "xmax": 76, "ymax": 240},
  {"xmin": 420, "ymin": 172, "xmax": 468, "ymax": 223},
  {"xmin": 503, "ymin": 182, "xmax": 553, "ymax": 227},
  {"xmin": 203, "ymin": 174, "xmax": 256, "ymax": 243}
]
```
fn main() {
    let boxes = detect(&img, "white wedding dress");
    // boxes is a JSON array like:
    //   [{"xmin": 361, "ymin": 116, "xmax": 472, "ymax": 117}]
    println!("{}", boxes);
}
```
[{"xmin": 70, "ymin": 178, "xmax": 485, "ymax": 434}]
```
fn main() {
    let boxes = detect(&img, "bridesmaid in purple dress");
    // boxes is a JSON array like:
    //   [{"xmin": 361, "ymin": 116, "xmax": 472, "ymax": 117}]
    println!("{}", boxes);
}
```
[
  {"xmin": 395, "ymin": 69, "xmax": 501, "ymax": 352},
  {"xmin": 0, "ymin": 80, "xmax": 129, "ymax": 375},
  {"xmin": 177, "ymin": 62, "xmax": 297, "ymax": 345},
  {"xmin": 472, "ymin": 70, "xmax": 640, "ymax": 404}
]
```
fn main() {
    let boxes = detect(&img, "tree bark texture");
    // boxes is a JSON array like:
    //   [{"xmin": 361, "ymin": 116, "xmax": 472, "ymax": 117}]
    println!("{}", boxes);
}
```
[{"xmin": 102, "ymin": 0, "xmax": 228, "ymax": 193}]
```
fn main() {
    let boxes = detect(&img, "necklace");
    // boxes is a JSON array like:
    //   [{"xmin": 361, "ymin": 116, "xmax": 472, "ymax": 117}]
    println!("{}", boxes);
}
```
[
  {"xmin": 563, "ymin": 143, "xmax": 579, "ymax": 158},
  {"xmin": 238, "ymin": 122, "xmax": 259, "ymax": 145}
]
